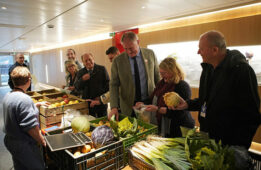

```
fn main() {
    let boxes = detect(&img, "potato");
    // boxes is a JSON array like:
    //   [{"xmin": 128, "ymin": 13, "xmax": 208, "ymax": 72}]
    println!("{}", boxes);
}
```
[{"xmin": 81, "ymin": 145, "xmax": 91, "ymax": 153}]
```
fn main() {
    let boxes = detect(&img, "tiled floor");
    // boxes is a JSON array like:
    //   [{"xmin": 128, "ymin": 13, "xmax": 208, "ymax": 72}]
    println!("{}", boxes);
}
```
[{"xmin": 0, "ymin": 86, "xmax": 13, "ymax": 170}]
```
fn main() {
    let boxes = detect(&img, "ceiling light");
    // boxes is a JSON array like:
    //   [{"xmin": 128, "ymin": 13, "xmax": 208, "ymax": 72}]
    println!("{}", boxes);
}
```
[
  {"xmin": 1, "ymin": 6, "xmax": 7, "ymax": 10},
  {"xmin": 47, "ymin": 24, "xmax": 54, "ymax": 28},
  {"xmin": 100, "ymin": 19, "xmax": 104, "ymax": 22},
  {"xmin": 141, "ymin": 6, "xmax": 146, "ymax": 9}
]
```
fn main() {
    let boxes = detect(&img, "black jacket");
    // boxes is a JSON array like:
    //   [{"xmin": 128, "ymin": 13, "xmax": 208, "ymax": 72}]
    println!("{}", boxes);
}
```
[
  {"xmin": 74, "ymin": 64, "xmax": 110, "ymax": 116},
  {"xmin": 188, "ymin": 49, "xmax": 260, "ymax": 149}
]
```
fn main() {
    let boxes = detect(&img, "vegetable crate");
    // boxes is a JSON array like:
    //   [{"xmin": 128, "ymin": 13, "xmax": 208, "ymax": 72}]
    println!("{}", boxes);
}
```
[
  {"xmin": 37, "ymin": 88, "xmax": 61, "ymax": 95},
  {"xmin": 90, "ymin": 114, "xmax": 158, "ymax": 164},
  {"xmin": 249, "ymin": 150, "xmax": 261, "ymax": 170},
  {"xmin": 25, "ymin": 91, "xmax": 42, "ymax": 97},
  {"xmin": 128, "ymin": 150, "xmax": 154, "ymax": 170},
  {"xmin": 46, "ymin": 127, "xmax": 124, "ymax": 170},
  {"xmin": 39, "ymin": 99, "xmax": 88, "ymax": 116}
]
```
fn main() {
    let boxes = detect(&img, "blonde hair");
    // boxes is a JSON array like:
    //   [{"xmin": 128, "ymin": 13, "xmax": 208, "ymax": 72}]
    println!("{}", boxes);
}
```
[
  {"xmin": 64, "ymin": 60, "xmax": 78, "ymax": 75},
  {"xmin": 159, "ymin": 57, "xmax": 184, "ymax": 84},
  {"xmin": 11, "ymin": 66, "xmax": 31, "ymax": 86}
]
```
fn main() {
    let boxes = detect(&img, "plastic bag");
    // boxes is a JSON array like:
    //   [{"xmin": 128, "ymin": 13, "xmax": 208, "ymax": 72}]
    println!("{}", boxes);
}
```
[
  {"xmin": 60, "ymin": 109, "xmax": 81, "ymax": 128},
  {"xmin": 133, "ymin": 104, "xmax": 151, "ymax": 123}
]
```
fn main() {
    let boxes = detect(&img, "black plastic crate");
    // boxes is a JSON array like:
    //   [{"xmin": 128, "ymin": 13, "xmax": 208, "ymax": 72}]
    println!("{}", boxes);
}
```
[
  {"xmin": 46, "ymin": 127, "xmax": 124, "ymax": 170},
  {"xmin": 249, "ymin": 150, "xmax": 261, "ymax": 170}
]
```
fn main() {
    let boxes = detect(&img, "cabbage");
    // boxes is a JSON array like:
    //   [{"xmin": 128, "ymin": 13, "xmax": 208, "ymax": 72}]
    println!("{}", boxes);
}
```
[
  {"xmin": 91, "ymin": 125, "xmax": 114, "ymax": 148},
  {"xmin": 71, "ymin": 116, "xmax": 90, "ymax": 133}
]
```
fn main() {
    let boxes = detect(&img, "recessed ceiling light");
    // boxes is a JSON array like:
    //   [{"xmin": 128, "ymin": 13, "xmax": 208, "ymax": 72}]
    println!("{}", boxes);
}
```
[
  {"xmin": 141, "ymin": 6, "xmax": 146, "ymax": 9},
  {"xmin": 47, "ymin": 24, "xmax": 54, "ymax": 28},
  {"xmin": 1, "ymin": 6, "xmax": 7, "ymax": 10}
]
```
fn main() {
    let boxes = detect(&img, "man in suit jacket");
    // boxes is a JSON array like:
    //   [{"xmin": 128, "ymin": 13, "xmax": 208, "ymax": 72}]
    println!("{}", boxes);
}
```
[
  {"xmin": 109, "ymin": 32, "xmax": 160, "ymax": 120},
  {"xmin": 74, "ymin": 53, "xmax": 110, "ymax": 117}
]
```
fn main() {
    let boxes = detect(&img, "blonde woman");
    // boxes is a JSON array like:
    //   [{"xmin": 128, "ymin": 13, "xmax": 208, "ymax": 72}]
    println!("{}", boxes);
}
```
[
  {"xmin": 135, "ymin": 57, "xmax": 195, "ymax": 137},
  {"xmin": 63, "ymin": 60, "xmax": 79, "ymax": 95}
]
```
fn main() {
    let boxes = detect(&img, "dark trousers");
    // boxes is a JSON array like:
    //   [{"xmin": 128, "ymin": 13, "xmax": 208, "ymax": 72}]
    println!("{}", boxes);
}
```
[{"xmin": 4, "ymin": 135, "xmax": 45, "ymax": 170}]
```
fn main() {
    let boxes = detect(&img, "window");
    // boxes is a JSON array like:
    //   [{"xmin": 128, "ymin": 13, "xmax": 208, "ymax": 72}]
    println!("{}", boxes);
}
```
[{"xmin": 148, "ymin": 42, "xmax": 261, "ymax": 86}]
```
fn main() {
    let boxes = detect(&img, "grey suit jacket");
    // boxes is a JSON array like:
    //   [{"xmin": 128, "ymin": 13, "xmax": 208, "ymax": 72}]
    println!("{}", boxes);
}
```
[{"xmin": 110, "ymin": 48, "xmax": 160, "ymax": 116}]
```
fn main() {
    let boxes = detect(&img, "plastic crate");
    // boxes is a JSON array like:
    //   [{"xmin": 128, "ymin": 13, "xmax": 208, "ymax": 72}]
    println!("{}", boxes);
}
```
[
  {"xmin": 249, "ymin": 150, "xmax": 261, "ymax": 170},
  {"xmin": 90, "ymin": 114, "xmax": 158, "ymax": 164},
  {"xmin": 46, "ymin": 127, "xmax": 124, "ymax": 170}
]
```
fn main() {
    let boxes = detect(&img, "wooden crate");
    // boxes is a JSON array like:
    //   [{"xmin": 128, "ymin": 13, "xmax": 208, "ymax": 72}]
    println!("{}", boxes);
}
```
[
  {"xmin": 40, "ymin": 101, "xmax": 88, "ymax": 116},
  {"xmin": 37, "ymin": 88, "xmax": 60, "ymax": 95},
  {"xmin": 40, "ymin": 113, "xmax": 64, "ymax": 125},
  {"xmin": 26, "ymin": 91, "xmax": 42, "ymax": 97},
  {"xmin": 40, "ymin": 122, "xmax": 61, "ymax": 129}
]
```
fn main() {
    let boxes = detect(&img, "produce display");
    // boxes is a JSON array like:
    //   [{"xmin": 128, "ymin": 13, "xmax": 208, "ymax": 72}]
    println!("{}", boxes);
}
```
[
  {"xmin": 130, "ymin": 129, "xmax": 254, "ymax": 170},
  {"xmin": 163, "ymin": 91, "xmax": 180, "ymax": 107},
  {"xmin": 48, "ymin": 95, "xmax": 79, "ymax": 108}
]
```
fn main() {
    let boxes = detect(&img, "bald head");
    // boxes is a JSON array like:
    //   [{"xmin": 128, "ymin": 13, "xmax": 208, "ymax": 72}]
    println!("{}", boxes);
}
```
[
  {"xmin": 15, "ymin": 53, "xmax": 25, "ymax": 65},
  {"xmin": 81, "ymin": 53, "xmax": 95, "ymax": 70},
  {"xmin": 200, "ymin": 30, "xmax": 226, "ymax": 52},
  {"xmin": 198, "ymin": 30, "xmax": 227, "ymax": 67}
]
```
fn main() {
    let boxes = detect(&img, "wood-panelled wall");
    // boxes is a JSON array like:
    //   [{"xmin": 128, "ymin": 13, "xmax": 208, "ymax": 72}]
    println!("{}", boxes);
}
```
[{"xmin": 31, "ymin": 39, "xmax": 112, "ymax": 87}]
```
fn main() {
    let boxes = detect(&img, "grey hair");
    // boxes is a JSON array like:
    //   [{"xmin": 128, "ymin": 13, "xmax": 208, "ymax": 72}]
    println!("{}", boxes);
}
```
[
  {"xmin": 200, "ymin": 30, "xmax": 226, "ymax": 51},
  {"xmin": 121, "ymin": 31, "xmax": 139, "ymax": 43}
]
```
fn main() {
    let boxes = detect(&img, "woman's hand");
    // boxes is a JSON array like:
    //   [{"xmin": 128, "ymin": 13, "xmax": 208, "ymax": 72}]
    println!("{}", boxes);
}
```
[
  {"xmin": 145, "ymin": 105, "xmax": 158, "ymax": 112},
  {"xmin": 158, "ymin": 107, "xmax": 167, "ymax": 114}
]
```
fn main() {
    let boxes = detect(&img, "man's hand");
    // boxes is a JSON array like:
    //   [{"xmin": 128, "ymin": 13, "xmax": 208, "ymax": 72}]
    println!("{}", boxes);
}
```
[
  {"xmin": 82, "ymin": 73, "xmax": 90, "ymax": 81},
  {"xmin": 168, "ymin": 96, "xmax": 188, "ymax": 110},
  {"xmin": 108, "ymin": 108, "xmax": 119, "ymax": 121},
  {"xmin": 68, "ymin": 86, "xmax": 75, "ymax": 91},
  {"xmin": 133, "ymin": 102, "xmax": 144, "ymax": 109},
  {"xmin": 86, "ymin": 99, "xmax": 101, "ymax": 108}
]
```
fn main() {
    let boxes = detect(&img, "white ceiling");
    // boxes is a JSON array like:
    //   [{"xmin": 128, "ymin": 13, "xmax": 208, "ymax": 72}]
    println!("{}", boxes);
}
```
[{"xmin": 0, "ymin": 0, "xmax": 259, "ymax": 52}]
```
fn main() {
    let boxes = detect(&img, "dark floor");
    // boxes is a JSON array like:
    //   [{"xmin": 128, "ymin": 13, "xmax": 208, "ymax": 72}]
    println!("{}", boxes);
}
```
[{"xmin": 0, "ymin": 86, "xmax": 13, "ymax": 170}]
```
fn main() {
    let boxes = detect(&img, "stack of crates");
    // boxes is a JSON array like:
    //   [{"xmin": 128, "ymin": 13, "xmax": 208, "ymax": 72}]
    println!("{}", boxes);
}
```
[{"xmin": 26, "ymin": 89, "xmax": 89, "ymax": 128}]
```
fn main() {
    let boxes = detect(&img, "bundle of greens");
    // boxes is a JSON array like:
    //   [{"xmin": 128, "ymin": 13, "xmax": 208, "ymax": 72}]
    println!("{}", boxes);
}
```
[
  {"xmin": 185, "ymin": 129, "xmax": 235, "ymax": 170},
  {"xmin": 130, "ymin": 135, "xmax": 191, "ymax": 170}
]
